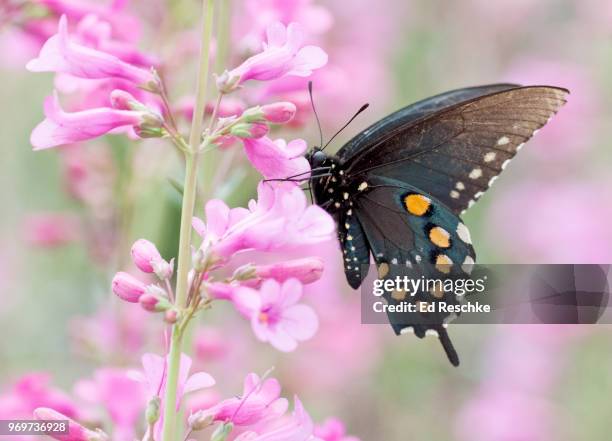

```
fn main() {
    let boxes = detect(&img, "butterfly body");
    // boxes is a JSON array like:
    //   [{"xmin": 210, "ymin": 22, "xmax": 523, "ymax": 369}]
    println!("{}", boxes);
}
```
[{"xmin": 307, "ymin": 84, "xmax": 569, "ymax": 365}]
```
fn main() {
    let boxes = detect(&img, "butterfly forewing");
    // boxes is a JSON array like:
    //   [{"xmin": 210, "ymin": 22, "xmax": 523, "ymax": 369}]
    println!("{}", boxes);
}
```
[{"xmin": 341, "ymin": 86, "xmax": 569, "ymax": 214}]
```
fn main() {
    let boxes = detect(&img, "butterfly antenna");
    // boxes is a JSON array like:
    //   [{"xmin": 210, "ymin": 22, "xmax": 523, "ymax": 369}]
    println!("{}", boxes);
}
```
[
  {"xmin": 308, "ymin": 81, "xmax": 324, "ymax": 149},
  {"xmin": 321, "ymin": 103, "xmax": 369, "ymax": 151}
]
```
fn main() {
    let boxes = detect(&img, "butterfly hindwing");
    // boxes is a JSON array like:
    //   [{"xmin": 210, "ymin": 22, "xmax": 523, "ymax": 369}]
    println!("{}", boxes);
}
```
[
  {"xmin": 340, "ymin": 86, "xmax": 569, "ymax": 214},
  {"xmin": 353, "ymin": 176, "xmax": 475, "ymax": 365}
]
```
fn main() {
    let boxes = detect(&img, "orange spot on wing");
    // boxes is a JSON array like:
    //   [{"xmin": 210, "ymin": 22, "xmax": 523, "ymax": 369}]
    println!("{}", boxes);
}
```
[
  {"xmin": 429, "ymin": 226, "xmax": 451, "ymax": 248},
  {"xmin": 404, "ymin": 194, "xmax": 431, "ymax": 216},
  {"xmin": 435, "ymin": 254, "xmax": 453, "ymax": 274}
]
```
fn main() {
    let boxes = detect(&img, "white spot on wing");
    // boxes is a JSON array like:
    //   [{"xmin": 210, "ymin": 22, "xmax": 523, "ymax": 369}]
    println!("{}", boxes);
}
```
[
  {"xmin": 469, "ymin": 168, "xmax": 482, "ymax": 179},
  {"xmin": 450, "ymin": 190, "xmax": 460, "ymax": 199},
  {"xmin": 456, "ymin": 222, "xmax": 472, "ymax": 244},
  {"xmin": 497, "ymin": 136, "xmax": 510, "ymax": 146},
  {"xmin": 456, "ymin": 181, "xmax": 465, "ymax": 191},
  {"xmin": 400, "ymin": 326, "xmax": 414, "ymax": 335},
  {"xmin": 484, "ymin": 152, "xmax": 496, "ymax": 162},
  {"xmin": 462, "ymin": 256, "xmax": 475, "ymax": 274}
]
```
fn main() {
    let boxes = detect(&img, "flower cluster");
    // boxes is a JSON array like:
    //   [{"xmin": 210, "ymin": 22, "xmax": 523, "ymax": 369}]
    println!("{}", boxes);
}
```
[
  {"xmin": 26, "ymin": 363, "xmax": 358, "ymax": 441},
  {"xmin": 8, "ymin": 0, "xmax": 366, "ymax": 440}
]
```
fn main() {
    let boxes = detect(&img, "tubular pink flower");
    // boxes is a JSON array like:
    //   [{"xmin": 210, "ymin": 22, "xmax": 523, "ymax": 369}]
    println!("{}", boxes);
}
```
[
  {"xmin": 27, "ymin": 15, "xmax": 154, "ymax": 86},
  {"xmin": 111, "ymin": 272, "xmax": 146, "ymax": 303},
  {"xmin": 198, "ymin": 182, "xmax": 334, "ymax": 260},
  {"xmin": 233, "ymin": 279, "xmax": 318, "ymax": 352},
  {"xmin": 233, "ymin": 396, "xmax": 315, "ymax": 441},
  {"xmin": 315, "ymin": 418, "xmax": 360, "ymax": 441},
  {"xmin": 33, "ymin": 407, "xmax": 106, "ymax": 441},
  {"xmin": 131, "ymin": 239, "xmax": 163, "ymax": 273},
  {"xmin": 242, "ymin": 136, "xmax": 311, "ymax": 180},
  {"xmin": 255, "ymin": 258, "xmax": 324, "ymax": 285},
  {"xmin": 73, "ymin": 369, "xmax": 147, "ymax": 441},
  {"xmin": 131, "ymin": 353, "xmax": 215, "ymax": 441},
  {"xmin": 196, "ymin": 373, "xmax": 288, "ymax": 426},
  {"xmin": 222, "ymin": 22, "xmax": 327, "ymax": 88},
  {"xmin": 36, "ymin": 0, "xmax": 142, "ymax": 43},
  {"xmin": 30, "ymin": 92, "xmax": 146, "ymax": 150},
  {"xmin": 261, "ymin": 101, "xmax": 297, "ymax": 123}
]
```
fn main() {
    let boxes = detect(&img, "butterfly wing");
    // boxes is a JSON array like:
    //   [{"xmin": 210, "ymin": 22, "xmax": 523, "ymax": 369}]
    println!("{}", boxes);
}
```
[
  {"xmin": 339, "ymin": 85, "xmax": 569, "ymax": 214},
  {"xmin": 352, "ymin": 176, "xmax": 475, "ymax": 365}
]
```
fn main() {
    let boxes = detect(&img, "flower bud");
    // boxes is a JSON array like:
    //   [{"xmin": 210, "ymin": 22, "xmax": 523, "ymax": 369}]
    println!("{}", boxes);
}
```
[
  {"xmin": 230, "ymin": 122, "xmax": 268, "ymax": 139},
  {"xmin": 145, "ymin": 396, "xmax": 161, "ymax": 425},
  {"xmin": 255, "ymin": 258, "xmax": 324, "ymax": 284},
  {"xmin": 139, "ymin": 292, "xmax": 171, "ymax": 312},
  {"xmin": 232, "ymin": 264, "xmax": 257, "ymax": 281},
  {"xmin": 112, "ymin": 272, "xmax": 146, "ymax": 303},
  {"xmin": 34, "ymin": 407, "xmax": 109, "ymax": 441},
  {"xmin": 131, "ymin": 239, "xmax": 163, "ymax": 273},
  {"xmin": 210, "ymin": 422, "xmax": 233, "ymax": 441},
  {"xmin": 164, "ymin": 309, "xmax": 179, "ymax": 324},
  {"xmin": 110, "ymin": 90, "xmax": 140, "ymax": 111},
  {"xmin": 216, "ymin": 70, "xmax": 241, "ymax": 94},
  {"xmin": 188, "ymin": 410, "xmax": 214, "ymax": 431},
  {"xmin": 135, "ymin": 126, "xmax": 165, "ymax": 138},
  {"xmin": 261, "ymin": 102, "xmax": 296, "ymax": 124}
]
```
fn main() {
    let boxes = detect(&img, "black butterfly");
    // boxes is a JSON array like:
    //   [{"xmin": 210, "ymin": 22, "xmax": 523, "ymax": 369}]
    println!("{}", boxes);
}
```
[{"xmin": 303, "ymin": 83, "xmax": 568, "ymax": 366}]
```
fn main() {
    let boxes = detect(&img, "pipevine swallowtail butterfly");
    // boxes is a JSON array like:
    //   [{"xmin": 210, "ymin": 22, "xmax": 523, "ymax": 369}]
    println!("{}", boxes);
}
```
[{"xmin": 303, "ymin": 83, "xmax": 568, "ymax": 366}]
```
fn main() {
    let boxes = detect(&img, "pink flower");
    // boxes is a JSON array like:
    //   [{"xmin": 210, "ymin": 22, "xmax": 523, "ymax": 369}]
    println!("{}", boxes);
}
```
[
  {"xmin": 255, "ymin": 258, "xmax": 324, "ymax": 285},
  {"xmin": 136, "ymin": 353, "xmax": 215, "ymax": 407},
  {"xmin": 0, "ymin": 373, "xmax": 78, "ymax": 420},
  {"xmin": 132, "ymin": 353, "xmax": 215, "ymax": 441},
  {"xmin": 30, "ymin": 92, "xmax": 149, "ymax": 150},
  {"xmin": 234, "ymin": 0, "xmax": 333, "ymax": 56},
  {"xmin": 242, "ymin": 137, "xmax": 311, "ymax": 180},
  {"xmin": 314, "ymin": 418, "xmax": 360, "ymax": 441},
  {"xmin": 233, "ymin": 279, "xmax": 318, "ymax": 351},
  {"xmin": 73, "ymin": 14, "xmax": 158, "ymax": 68},
  {"xmin": 36, "ymin": 0, "xmax": 142, "ymax": 43},
  {"xmin": 220, "ymin": 22, "xmax": 327, "ymax": 89},
  {"xmin": 111, "ymin": 272, "xmax": 146, "ymax": 303},
  {"xmin": 196, "ymin": 373, "xmax": 287, "ymax": 426},
  {"xmin": 131, "ymin": 239, "xmax": 173, "ymax": 278},
  {"xmin": 27, "ymin": 15, "xmax": 154, "ymax": 86},
  {"xmin": 455, "ymin": 388, "xmax": 557, "ymax": 441},
  {"xmin": 23, "ymin": 213, "xmax": 81, "ymax": 247},
  {"xmin": 33, "ymin": 407, "xmax": 107, "ymax": 441},
  {"xmin": 233, "ymin": 396, "xmax": 316, "ymax": 441},
  {"xmin": 261, "ymin": 101, "xmax": 297, "ymax": 123},
  {"xmin": 485, "ymin": 180, "xmax": 612, "ymax": 263},
  {"xmin": 195, "ymin": 182, "xmax": 334, "ymax": 260},
  {"xmin": 74, "ymin": 369, "xmax": 146, "ymax": 441}
]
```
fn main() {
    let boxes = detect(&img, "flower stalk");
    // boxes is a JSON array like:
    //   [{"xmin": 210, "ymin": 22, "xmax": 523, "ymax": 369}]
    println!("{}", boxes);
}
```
[{"xmin": 161, "ymin": 1, "xmax": 215, "ymax": 440}]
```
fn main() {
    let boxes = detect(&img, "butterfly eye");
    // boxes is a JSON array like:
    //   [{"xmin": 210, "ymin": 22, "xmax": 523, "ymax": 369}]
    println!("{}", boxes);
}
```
[{"xmin": 310, "ymin": 150, "xmax": 327, "ymax": 168}]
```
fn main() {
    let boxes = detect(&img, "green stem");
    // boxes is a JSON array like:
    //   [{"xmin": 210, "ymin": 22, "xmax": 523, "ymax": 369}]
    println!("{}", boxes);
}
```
[
  {"xmin": 188, "ymin": 0, "xmax": 215, "ymax": 151},
  {"xmin": 161, "ymin": 1, "xmax": 215, "ymax": 440}
]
